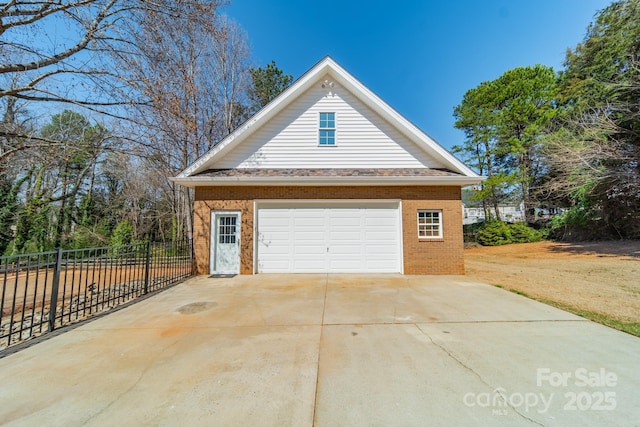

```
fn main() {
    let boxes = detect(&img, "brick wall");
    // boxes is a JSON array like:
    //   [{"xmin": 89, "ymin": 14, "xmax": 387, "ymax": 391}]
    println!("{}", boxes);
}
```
[{"xmin": 193, "ymin": 186, "xmax": 463, "ymax": 275}]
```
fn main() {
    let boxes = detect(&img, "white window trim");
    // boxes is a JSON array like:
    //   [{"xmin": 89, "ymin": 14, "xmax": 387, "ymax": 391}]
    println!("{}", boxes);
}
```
[
  {"xmin": 318, "ymin": 112, "xmax": 336, "ymax": 146},
  {"xmin": 417, "ymin": 209, "xmax": 443, "ymax": 239}
]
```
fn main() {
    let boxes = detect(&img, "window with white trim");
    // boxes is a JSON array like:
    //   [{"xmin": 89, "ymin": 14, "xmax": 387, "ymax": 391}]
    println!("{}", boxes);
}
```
[
  {"xmin": 417, "ymin": 210, "xmax": 442, "ymax": 238},
  {"xmin": 319, "ymin": 112, "xmax": 335, "ymax": 145}
]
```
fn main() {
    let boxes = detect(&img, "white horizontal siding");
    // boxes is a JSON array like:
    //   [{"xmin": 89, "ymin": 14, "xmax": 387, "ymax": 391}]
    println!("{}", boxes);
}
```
[{"xmin": 214, "ymin": 76, "xmax": 443, "ymax": 169}]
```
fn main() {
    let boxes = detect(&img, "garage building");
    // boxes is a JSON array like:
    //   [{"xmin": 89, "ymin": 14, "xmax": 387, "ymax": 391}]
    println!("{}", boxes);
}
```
[{"xmin": 173, "ymin": 57, "xmax": 483, "ymax": 275}]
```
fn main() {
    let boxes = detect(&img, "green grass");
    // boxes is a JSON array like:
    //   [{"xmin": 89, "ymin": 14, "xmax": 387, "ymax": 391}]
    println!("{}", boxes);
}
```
[{"xmin": 496, "ymin": 286, "xmax": 640, "ymax": 338}]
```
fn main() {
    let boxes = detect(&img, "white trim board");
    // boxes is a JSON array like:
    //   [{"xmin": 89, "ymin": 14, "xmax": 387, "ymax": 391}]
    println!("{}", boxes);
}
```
[{"xmin": 172, "ymin": 175, "xmax": 482, "ymax": 188}]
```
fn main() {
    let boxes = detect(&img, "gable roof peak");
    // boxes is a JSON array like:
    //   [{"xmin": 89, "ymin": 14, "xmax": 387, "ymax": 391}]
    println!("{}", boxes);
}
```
[{"xmin": 176, "ymin": 57, "xmax": 480, "ymax": 180}]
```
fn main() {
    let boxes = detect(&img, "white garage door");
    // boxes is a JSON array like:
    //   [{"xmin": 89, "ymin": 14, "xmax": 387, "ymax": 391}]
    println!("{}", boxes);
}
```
[{"xmin": 256, "ymin": 202, "xmax": 401, "ymax": 273}]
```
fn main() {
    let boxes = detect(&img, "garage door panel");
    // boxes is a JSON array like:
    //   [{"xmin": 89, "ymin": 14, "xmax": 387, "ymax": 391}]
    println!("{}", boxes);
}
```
[
  {"xmin": 330, "ymin": 246, "xmax": 363, "ymax": 255},
  {"xmin": 294, "ymin": 232, "xmax": 325, "ymax": 242},
  {"xmin": 330, "ymin": 219, "xmax": 361, "ymax": 228},
  {"xmin": 259, "ymin": 247, "xmax": 290, "ymax": 256},
  {"xmin": 329, "ymin": 216, "xmax": 360, "ymax": 225},
  {"xmin": 259, "ymin": 222, "xmax": 290, "ymax": 230},
  {"xmin": 364, "ymin": 213, "xmax": 396, "ymax": 220},
  {"xmin": 365, "ymin": 208, "xmax": 396, "ymax": 216},
  {"xmin": 258, "ymin": 236, "xmax": 290, "ymax": 245},
  {"xmin": 292, "ymin": 257, "xmax": 326, "ymax": 265},
  {"xmin": 364, "ymin": 231, "xmax": 397, "ymax": 240},
  {"xmin": 365, "ymin": 264, "xmax": 398, "ymax": 272},
  {"xmin": 258, "ymin": 233, "xmax": 290, "ymax": 243},
  {"xmin": 365, "ymin": 263, "xmax": 396, "ymax": 270},
  {"xmin": 329, "ymin": 231, "xmax": 362, "ymax": 241},
  {"xmin": 258, "ymin": 240, "xmax": 287, "ymax": 248},
  {"xmin": 258, "ymin": 260, "xmax": 290, "ymax": 272},
  {"xmin": 329, "ymin": 262, "xmax": 363, "ymax": 272},
  {"xmin": 259, "ymin": 217, "xmax": 290, "ymax": 227},
  {"xmin": 366, "ymin": 247, "xmax": 397, "ymax": 256},
  {"xmin": 294, "ymin": 245, "xmax": 327, "ymax": 255},
  {"xmin": 293, "ymin": 210, "xmax": 324, "ymax": 218},
  {"xmin": 259, "ymin": 230, "xmax": 290, "ymax": 237},
  {"xmin": 293, "ymin": 260, "xmax": 326, "ymax": 271},
  {"xmin": 293, "ymin": 208, "xmax": 324, "ymax": 214},
  {"xmin": 294, "ymin": 218, "xmax": 323, "ymax": 227},
  {"xmin": 330, "ymin": 210, "xmax": 360, "ymax": 217},
  {"xmin": 259, "ymin": 208, "xmax": 287, "ymax": 217},
  {"xmin": 257, "ymin": 203, "xmax": 400, "ymax": 273},
  {"xmin": 365, "ymin": 220, "xmax": 396, "ymax": 226}
]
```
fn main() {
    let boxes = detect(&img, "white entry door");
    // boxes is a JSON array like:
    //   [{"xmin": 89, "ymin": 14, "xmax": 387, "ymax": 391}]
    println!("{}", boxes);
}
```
[{"xmin": 210, "ymin": 211, "xmax": 240, "ymax": 274}]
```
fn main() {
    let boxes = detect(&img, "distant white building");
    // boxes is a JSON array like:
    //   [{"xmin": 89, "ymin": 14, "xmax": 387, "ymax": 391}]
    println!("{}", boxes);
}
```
[{"xmin": 463, "ymin": 203, "xmax": 525, "ymax": 225}]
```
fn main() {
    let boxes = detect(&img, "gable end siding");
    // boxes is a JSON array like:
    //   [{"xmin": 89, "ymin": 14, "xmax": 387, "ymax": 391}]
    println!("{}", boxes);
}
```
[{"xmin": 214, "ymin": 79, "xmax": 443, "ymax": 169}]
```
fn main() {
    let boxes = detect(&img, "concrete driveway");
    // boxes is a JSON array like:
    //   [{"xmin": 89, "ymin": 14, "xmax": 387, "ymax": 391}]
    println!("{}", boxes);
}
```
[{"xmin": 1, "ymin": 274, "xmax": 639, "ymax": 426}]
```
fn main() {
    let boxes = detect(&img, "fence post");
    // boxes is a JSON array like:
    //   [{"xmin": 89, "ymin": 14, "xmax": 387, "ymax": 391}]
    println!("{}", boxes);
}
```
[
  {"xmin": 190, "ymin": 239, "xmax": 195, "ymax": 276},
  {"xmin": 143, "ymin": 241, "xmax": 151, "ymax": 294},
  {"xmin": 48, "ymin": 247, "xmax": 63, "ymax": 332}
]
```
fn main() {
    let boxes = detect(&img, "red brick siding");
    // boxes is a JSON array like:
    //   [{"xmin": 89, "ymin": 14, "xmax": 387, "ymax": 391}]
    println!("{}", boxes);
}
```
[{"xmin": 193, "ymin": 186, "xmax": 463, "ymax": 275}]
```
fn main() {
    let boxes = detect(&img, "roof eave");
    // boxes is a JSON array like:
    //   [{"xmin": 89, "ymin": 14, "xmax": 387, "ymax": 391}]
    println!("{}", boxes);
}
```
[{"xmin": 170, "ymin": 175, "xmax": 485, "ymax": 188}]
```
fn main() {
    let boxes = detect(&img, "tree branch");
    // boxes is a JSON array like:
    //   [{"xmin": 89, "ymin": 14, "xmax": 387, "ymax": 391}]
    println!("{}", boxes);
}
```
[
  {"xmin": 0, "ymin": 1, "xmax": 94, "ymax": 35},
  {"xmin": 0, "ymin": 0, "xmax": 117, "ymax": 73}
]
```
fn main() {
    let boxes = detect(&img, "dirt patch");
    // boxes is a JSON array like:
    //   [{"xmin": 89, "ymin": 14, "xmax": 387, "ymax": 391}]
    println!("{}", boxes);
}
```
[{"xmin": 464, "ymin": 241, "xmax": 640, "ymax": 323}]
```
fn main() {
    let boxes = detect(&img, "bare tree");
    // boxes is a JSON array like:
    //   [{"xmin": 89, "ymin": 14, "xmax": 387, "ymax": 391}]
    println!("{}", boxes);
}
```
[
  {"xmin": 0, "ymin": 2, "xmax": 132, "ymax": 150},
  {"xmin": 0, "ymin": 0, "xmax": 255, "ymax": 248},
  {"xmin": 121, "ymin": 7, "xmax": 250, "ymax": 240},
  {"xmin": 0, "ymin": 1, "xmax": 227, "ymax": 162},
  {"xmin": 540, "ymin": 100, "xmax": 640, "ymax": 238},
  {"xmin": 212, "ymin": 16, "xmax": 251, "ymax": 137}
]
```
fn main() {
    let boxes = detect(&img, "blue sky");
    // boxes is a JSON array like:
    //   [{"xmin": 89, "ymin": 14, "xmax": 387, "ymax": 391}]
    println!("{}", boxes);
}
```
[{"xmin": 225, "ymin": 0, "xmax": 612, "ymax": 150}]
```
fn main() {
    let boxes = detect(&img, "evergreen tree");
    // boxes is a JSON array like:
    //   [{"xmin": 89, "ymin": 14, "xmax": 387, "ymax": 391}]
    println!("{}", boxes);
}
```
[
  {"xmin": 545, "ymin": 0, "xmax": 640, "ymax": 238},
  {"xmin": 454, "ymin": 66, "xmax": 558, "ymax": 223},
  {"xmin": 40, "ymin": 110, "xmax": 109, "ymax": 247},
  {"xmin": 0, "ymin": 174, "xmax": 29, "ymax": 254},
  {"xmin": 247, "ymin": 61, "xmax": 293, "ymax": 113}
]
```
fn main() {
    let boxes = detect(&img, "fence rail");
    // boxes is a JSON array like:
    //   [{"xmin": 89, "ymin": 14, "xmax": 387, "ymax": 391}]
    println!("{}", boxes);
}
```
[{"xmin": 1, "ymin": 241, "xmax": 192, "ymax": 350}]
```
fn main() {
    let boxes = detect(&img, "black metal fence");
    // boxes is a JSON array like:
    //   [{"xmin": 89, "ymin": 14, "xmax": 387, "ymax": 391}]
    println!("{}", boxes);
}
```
[{"xmin": 0, "ymin": 241, "xmax": 192, "ymax": 350}]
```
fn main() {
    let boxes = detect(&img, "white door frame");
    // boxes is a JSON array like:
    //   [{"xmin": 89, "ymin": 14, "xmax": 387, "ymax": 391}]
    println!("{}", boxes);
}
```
[
  {"xmin": 253, "ymin": 199, "xmax": 403, "ymax": 274},
  {"xmin": 210, "ymin": 210, "xmax": 241, "ymax": 274}
]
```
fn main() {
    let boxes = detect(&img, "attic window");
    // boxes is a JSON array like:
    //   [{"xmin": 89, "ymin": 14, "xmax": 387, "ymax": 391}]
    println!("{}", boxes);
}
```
[{"xmin": 319, "ymin": 112, "xmax": 335, "ymax": 145}]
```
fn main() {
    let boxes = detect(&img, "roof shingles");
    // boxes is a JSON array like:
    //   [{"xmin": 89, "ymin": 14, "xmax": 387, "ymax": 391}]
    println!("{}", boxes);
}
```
[{"xmin": 194, "ymin": 168, "xmax": 464, "ymax": 178}]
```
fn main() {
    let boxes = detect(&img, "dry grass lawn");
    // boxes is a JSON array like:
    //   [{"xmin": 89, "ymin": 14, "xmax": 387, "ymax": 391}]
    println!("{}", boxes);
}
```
[{"xmin": 464, "ymin": 240, "xmax": 640, "ymax": 336}]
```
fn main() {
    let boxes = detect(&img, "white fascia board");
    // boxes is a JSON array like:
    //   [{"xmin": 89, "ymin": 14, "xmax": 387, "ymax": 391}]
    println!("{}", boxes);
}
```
[{"xmin": 170, "ymin": 175, "xmax": 485, "ymax": 188}]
